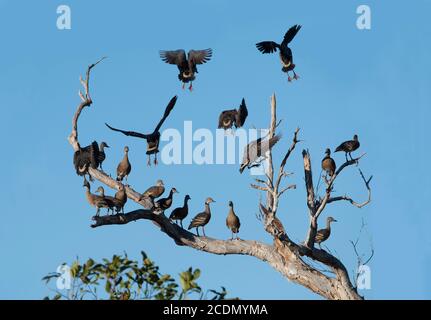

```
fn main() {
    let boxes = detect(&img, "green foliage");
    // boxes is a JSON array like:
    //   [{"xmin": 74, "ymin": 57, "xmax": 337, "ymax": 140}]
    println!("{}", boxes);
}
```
[{"xmin": 43, "ymin": 251, "xmax": 232, "ymax": 300}]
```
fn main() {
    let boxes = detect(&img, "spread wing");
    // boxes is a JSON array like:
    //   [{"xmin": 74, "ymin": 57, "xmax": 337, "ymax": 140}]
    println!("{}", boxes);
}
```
[
  {"xmin": 281, "ymin": 25, "xmax": 301, "ymax": 46},
  {"xmin": 235, "ymin": 98, "xmax": 248, "ymax": 128},
  {"xmin": 152, "ymin": 95, "xmax": 178, "ymax": 134},
  {"xmin": 73, "ymin": 141, "xmax": 99, "ymax": 174},
  {"xmin": 159, "ymin": 49, "xmax": 187, "ymax": 67},
  {"xmin": 243, "ymin": 134, "xmax": 281, "ymax": 163},
  {"xmin": 188, "ymin": 49, "xmax": 212, "ymax": 66},
  {"xmin": 105, "ymin": 123, "xmax": 148, "ymax": 139},
  {"xmin": 256, "ymin": 41, "xmax": 280, "ymax": 54}
]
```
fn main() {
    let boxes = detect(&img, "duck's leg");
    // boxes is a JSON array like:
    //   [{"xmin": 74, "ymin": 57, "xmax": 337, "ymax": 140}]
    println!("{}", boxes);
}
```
[
  {"xmin": 202, "ymin": 227, "xmax": 206, "ymax": 237},
  {"xmin": 154, "ymin": 154, "xmax": 158, "ymax": 165},
  {"xmin": 180, "ymin": 220, "xmax": 183, "ymax": 228},
  {"xmin": 96, "ymin": 207, "xmax": 100, "ymax": 217},
  {"xmin": 189, "ymin": 82, "xmax": 193, "ymax": 91},
  {"xmin": 287, "ymin": 72, "xmax": 292, "ymax": 82},
  {"xmin": 196, "ymin": 227, "xmax": 200, "ymax": 237},
  {"xmin": 345, "ymin": 153, "xmax": 348, "ymax": 162},
  {"xmin": 182, "ymin": 82, "xmax": 185, "ymax": 90},
  {"xmin": 231, "ymin": 231, "xmax": 234, "ymax": 240},
  {"xmin": 147, "ymin": 155, "xmax": 151, "ymax": 166},
  {"xmin": 293, "ymin": 70, "xmax": 300, "ymax": 80}
]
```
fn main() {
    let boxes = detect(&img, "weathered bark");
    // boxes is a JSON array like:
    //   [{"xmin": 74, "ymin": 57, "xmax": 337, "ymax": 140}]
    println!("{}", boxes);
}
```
[{"xmin": 69, "ymin": 62, "xmax": 371, "ymax": 300}]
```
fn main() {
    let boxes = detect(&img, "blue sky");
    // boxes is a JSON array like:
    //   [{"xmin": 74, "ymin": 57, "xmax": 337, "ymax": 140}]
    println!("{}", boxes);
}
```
[{"xmin": 0, "ymin": 0, "xmax": 430, "ymax": 299}]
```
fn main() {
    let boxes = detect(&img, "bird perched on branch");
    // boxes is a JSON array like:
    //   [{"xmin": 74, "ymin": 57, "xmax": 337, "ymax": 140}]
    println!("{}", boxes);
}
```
[
  {"xmin": 106, "ymin": 96, "xmax": 178, "ymax": 166},
  {"xmin": 188, "ymin": 197, "xmax": 216, "ymax": 236},
  {"xmin": 139, "ymin": 180, "xmax": 165, "ymax": 202},
  {"xmin": 321, "ymin": 148, "xmax": 336, "ymax": 178},
  {"xmin": 97, "ymin": 142, "xmax": 110, "ymax": 171},
  {"xmin": 335, "ymin": 135, "xmax": 360, "ymax": 161},
  {"xmin": 170, "ymin": 194, "xmax": 191, "ymax": 228},
  {"xmin": 116, "ymin": 146, "xmax": 131, "ymax": 183},
  {"xmin": 226, "ymin": 201, "xmax": 241, "ymax": 240},
  {"xmin": 160, "ymin": 49, "xmax": 212, "ymax": 91},
  {"xmin": 155, "ymin": 187, "xmax": 178, "ymax": 210},
  {"xmin": 256, "ymin": 25, "xmax": 301, "ymax": 81},
  {"xmin": 239, "ymin": 134, "xmax": 281, "ymax": 173},
  {"xmin": 113, "ymin": 183, "xmax": 127, "ymax": 214},
  {"xmin": 315, "ymin": 216, "xmax": 337, "ymax": 249},
  {"xmin": 73, "ymin": 141, "xmax": 100, "ymax": 179},
  {"xmin": 218, "ymin": 98, "xmax": 248, "ymax": 131},
  {"xmin": 83, "ymin": 179, "xmax": 110, "ymax": 216}
]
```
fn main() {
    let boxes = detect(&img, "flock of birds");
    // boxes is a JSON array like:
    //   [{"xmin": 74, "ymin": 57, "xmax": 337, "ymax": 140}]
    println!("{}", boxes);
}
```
[{"xmin": 73, "ymin": 25, "xmax": 362, "ymax": 246}]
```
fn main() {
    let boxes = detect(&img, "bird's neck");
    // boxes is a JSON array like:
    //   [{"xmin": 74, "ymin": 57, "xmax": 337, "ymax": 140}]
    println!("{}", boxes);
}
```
[
  {"xmin": 184, "ymin": 198, "xmax": 189, "ymax": 207},
  {"xmin": 205, "ymin": 203, "xmax": 211, "ymax": 214},
  {"xmin": 326, "ymin": 220, "xmax": 332, "ymax": 230}
]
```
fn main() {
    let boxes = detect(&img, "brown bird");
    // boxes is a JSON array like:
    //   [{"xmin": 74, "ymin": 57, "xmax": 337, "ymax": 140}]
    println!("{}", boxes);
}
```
[
  {"xmin": 226, "ymin": 201, "xmax": 241, "ymax": 240},
  {"xmin": 218, "ymin": 98, "xmax": 248, "ymax": 130},
  {"xmin": 240, "ymin": 134, "xmax": 281, "ymax": 173},
  {"xmin": 315, "ymin": 216, "xmax": 337, "ymax": 249},
  {"xmin": 321, "ymin": 148, "xmax": 336, "ymax": 177},
  {"xmin": 94, "ymin": 186, "xmax": 119, "ymax": 215},
  {"xmin": 97, "ymin": 142, "xmax": 110, "ymax": 171},
  {"xmin": 116, "ymin": 146, "xmax": 131, "ymax": 183},
  {"xmin": 335, "ymin": 135, "xmax": 360, "ymax": 161},
  {"xmin": 83, "ymin": 179, "xmax": 110, "ymax": 216},
  {"xmin": 113, "ymin": 183, "xmax": 127, "ymax": 214},
  {"xmin": 169, "ymin": 194, "xmax": 191, "ymax": 228},
  {"xmin": 106, "ymin": 96, "xmax": 177, "ymax": 166},
  {"xmin": 160, "ymin": 49, "xmax": 212, "ymax": 91},
  {"xmin": 188, "ymin": 197, "xmax": 216, "ymax": 236},
  {"xmin": 140, "ymin": 180, "xmax": 165, "ymax": 201},
  {"xmin": 155, "ymin": 187, "xmax": 178, "ymax": 210}
]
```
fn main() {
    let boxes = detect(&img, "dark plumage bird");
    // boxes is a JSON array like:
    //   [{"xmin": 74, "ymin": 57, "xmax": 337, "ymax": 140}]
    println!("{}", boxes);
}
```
[
  {"xmin": 97, "ymin": 142, "xmax": 109, "ymax": 171},
  {"xmin": 239, "ymin": 134, "xmax": 281, "ymax": 173},
  {"xmin": 106, "ymin": 96, "xmax": 177, "ymax": 166},
  {"xmin": 116, "ymin": 146, "xmax": 131, "ymax": 183},
  {"xmin": 226, "ymin": 201, "xmax": 241, "ymax": 240},
  {"xmin": 335, "ymin": 135, "xmax": 360, "ymax": 161},
  {"xmin": 321, "ymin": 148, "xmax": 336, "ymax": 177},
  {"xmin": 73, "ymin": 141, "xmax": 100, "ymax": 179},
  {"xmin": 139, "ymin": 180, "xmax": 165, "ymax": 201},
  {"xmin": 113, "ymin": 183, "xmax": 127, "ymax": 214},
  {"xmin": 315, "ymin": 216, "xmax": 337, "ymax": 249},
  {"xmin": 155, "ymin": 187, "xmax": 178, "ymax": 210},
  {"xmin": 83, "ymin": 179, "xmax": 110, "ymax": 216},
  {"xmin": 218, "ymin": 98, "xmax": 248, "ymax": 130},
  {"xmin": 188, "ymin": 197, "xmax": 216, "ymax": 236},
  {"xmin": 256, "ymin": 25, "xmax": 301, "ymax": 81},
  {"xmin": 170, "ymin": 194, "xmax": 191, "ymax": 228},
  {"xmin": 160, "ymin": 49, "xmax": 212, "ymax": 91}
]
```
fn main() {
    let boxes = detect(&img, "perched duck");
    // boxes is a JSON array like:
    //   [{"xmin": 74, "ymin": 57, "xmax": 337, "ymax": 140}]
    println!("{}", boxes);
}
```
[
  {"xmin": 155, "ymin": 187, "xmax": 179, "ymax": 210},
  {"xmin": 256, "ymin": 25, "xmax": 302, "ymax": 81},
  {"xmin": 170, "ymin": 194, "xmax": 191, "ymax": 228},
  {"xmin": 335, "ymin": 135, "xmax": 360, "ymax": 161},
  {"xmin": 116, "ymin": 146, "xmax": 131, "ymax": 183},
  {"xmin": 226, "ymin": 201, "xmax": 241, "ymax": 240},
  {"xmin": 239, "ymin": 134, "xmax": 281, "ymax": 173},
  {"xmin": 97, "ymin": 142, "xmax": 110, "ymax": 171},
  {"xmin": 315, "ymin": 216, "xmax": 337, "ymax": 248},
  {"xmin": 73, "ymin": 141, "xmax": 100, "ymax": 179},
  {"xmin": 188, "ymin": 197, "xmax": 216, "ymax": 236},
  {"xmin": 114, "ymin": 183, "xmax": 127, "ymax": 214},
  {"xmin": 218, "ymin": 98, "xmax": 248, "ymax": 131},
  {"xmin": 321, "ymin": 148, "xmax": 336, "ymax": 177},
  {"xmin": 94, "ymin": 186, "xmax": 117, "ymax": 215},
  {"xmin": 159, "ymin": 49, "xmax": 212, "ymax": 91},
  {"xmin": 83, "ymin": 179, "xmax": 110, "ymax": 216},
  {"xmin": 106, "ymin": 96, "xmax": 177, "ymax": 166},
  {"xmin": 140, "ymin": 180, "xmax": 165, "ymax": 201}
]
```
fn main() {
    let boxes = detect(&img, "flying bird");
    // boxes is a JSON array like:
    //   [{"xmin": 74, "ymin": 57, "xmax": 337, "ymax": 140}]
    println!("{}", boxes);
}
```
[
  {"xmin": 256, "ymin": 25, "xmax": 302, "ymax": 81},
  {"xmin": 170, "ymin": 194, "xmax": 191, "ymax": 228},
  {"xmin": 335, "ymin": 135, "xmax": 360, "ymax": 161},
  {"xmin": 239, "ymin": 134, "xmax": 282, "ymax": 173},
  {"xmin": 315, "ymin": 216, "xmax": 337, "ymax": 249},
  {"xmin": 218, "ymin": 98, "xmax": 248, "ymax": 131},
  {"xmin": 226, "ymin": 201, "xmax": 241, "ymax": 240},
  {"xmin": 106, "ymin": 96, "xmax": 177, "ymax": 166},
  {"xmin": 160, "ymin": 49, "xmax": 212, "ymax": 91},
  {"xmin": 188, "ymin": 197, "xmax": 216, "ymax": 237},
  {"xmin": 321, "ymin": 148, "xmax": 336, "ymax": 178},
  {"xmin": 73, "ymin": 141, "xmax": 100, "ymax": 179}
]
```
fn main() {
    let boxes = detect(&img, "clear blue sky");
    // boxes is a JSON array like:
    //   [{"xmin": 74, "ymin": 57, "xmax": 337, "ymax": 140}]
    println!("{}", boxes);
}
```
[{"xmin": 0, "ymin": 0, "xmax": 430, "ymax": 299}]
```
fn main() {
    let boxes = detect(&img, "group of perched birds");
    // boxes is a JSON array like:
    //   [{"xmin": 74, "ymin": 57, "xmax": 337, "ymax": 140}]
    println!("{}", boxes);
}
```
[{"xmin": 73, "ymin": 24, "xmax": 362, "ymax": 247}]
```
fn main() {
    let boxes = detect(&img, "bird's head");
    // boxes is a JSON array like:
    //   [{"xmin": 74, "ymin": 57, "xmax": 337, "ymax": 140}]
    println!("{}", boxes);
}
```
[
  {"xmin": 100, "ymin": 142, "xmax": 110, "ymax": 149},
  {"xmin": 185, "ymin": 194, "xmax": 191, "ymax": 201},
  {"xmin": 118, "ymin": 183, "xmax": 125, "ymax": 191},
  {"xmin": 325, "ymin": 148, "xmax": 331, "ymax": 156},
  {"xmin": 156, "ymin": 179, "xmax": 164, "ymax": 186},
  {"xmin": 239, "ymin": 163, "xmax": 247, "ymax": 174},
  {"xmin": 228, "ymin": 201, "xmax": 234, "ymax": 207},
  {"xmin": 171, "ymin": 188, "xmax": 179, "ymax": 194},
  {"xmin": 95, "ymin": 186, "xmax": 104, "ymax": 195},
  {"xmin": 327, "ymin": 216, "xmax": 337, "ymax": 223},
  {"xmin": 205, "ymin": 197, "xmax": 216, "ymax": 204},
  {"xmin": 124, "ymin": 146, "xmax": 129, "ymax": 153},
  {"xmin": 353, "ymin": 134, "xmax": 358, "ymax": 141}
]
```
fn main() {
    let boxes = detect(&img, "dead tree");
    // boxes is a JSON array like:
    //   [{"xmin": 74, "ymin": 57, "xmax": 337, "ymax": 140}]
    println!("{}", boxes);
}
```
[{"xmin": 69, "ymin": 60, "xmax": 372, "ymax": 300}]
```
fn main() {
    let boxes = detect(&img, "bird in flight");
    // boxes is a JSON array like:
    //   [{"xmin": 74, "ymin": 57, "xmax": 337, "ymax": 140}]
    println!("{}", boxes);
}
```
[
  {"xmin": 239, "ymin": 134, "xmax": 281, "ymax": 173},
  {"xmin": 218, "ymin": 98, "xmax": 248, "ymax": 131},
  {"xmin": 159, "ymin": 49, "xmax": 212, "ymax": 91},
  {"xmin": 105, "ymin": 96, "xmax": 178, "ymax": 166},
  {"xmin": 256, "ymin": 25, "xmax": 302, "ymax": 82}
]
